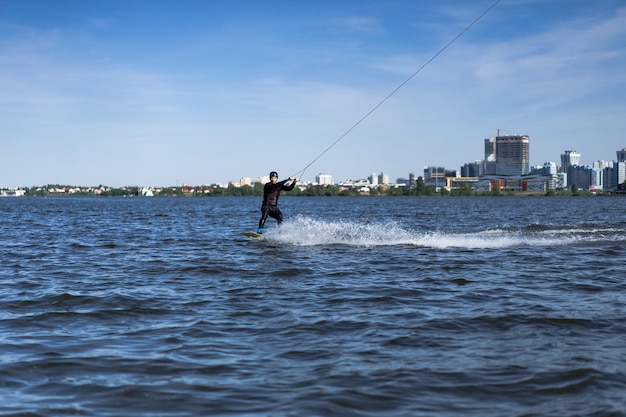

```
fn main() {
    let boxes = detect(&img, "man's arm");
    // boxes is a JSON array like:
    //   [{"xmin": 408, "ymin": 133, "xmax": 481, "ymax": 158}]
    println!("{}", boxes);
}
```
[
  {"xmin": 266, "ymin": 179, "xmax": 288, "ymax": 192},
  {"xmin": 283, "ymin": 177, "xmax": 297, "ymax": 191}
]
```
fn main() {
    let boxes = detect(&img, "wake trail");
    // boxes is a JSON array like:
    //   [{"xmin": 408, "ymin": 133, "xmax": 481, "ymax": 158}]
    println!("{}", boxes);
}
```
[{"xmin": 261, "ymin": 216, "xmax": 617, "ymax": 249}]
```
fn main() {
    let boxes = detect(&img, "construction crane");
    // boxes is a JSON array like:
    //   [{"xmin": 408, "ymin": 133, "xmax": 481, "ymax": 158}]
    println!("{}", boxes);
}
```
[{"xmin": 496, "ymin": 128, "xmax": 509, "ymax": 136}]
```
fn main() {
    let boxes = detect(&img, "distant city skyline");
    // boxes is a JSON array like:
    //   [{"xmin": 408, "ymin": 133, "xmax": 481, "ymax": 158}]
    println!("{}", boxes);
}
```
[
  {"xmin": 3, "ymin": 143, "xmax": 625, "ymax": 190},
  {"xmin": 288, "ymin": 141, "xmax": 626, "ymax": 184},
  {"xmin": 2, "ymin": 1, "xmax": 625, "ymax": 187}
]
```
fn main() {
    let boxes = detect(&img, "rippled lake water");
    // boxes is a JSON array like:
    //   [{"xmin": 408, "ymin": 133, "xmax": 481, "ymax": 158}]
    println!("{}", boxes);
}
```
[{"xmin": 1, "ymin": 196, "xmax": 625, "ymax": 416}]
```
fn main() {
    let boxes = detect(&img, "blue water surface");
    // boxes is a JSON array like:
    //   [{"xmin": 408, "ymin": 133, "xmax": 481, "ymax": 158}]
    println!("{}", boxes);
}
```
[{"xmin": 1, "ymin": 196, "xmax": 625, "ymax": 416}]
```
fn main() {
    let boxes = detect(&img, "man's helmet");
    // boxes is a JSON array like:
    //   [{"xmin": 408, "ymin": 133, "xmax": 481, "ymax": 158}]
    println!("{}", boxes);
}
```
[{"xmin": 269, "ymin": 171, "xmax": 278, "ymax": 178}]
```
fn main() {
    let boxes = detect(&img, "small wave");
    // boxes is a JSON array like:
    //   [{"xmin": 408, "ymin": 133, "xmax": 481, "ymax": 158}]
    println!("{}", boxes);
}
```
[
  {"xmin": 268, "ymin": 217, "xmax": 413, "ymax": 247},
  {"xmin": 261, "ymin": 216, "xmax": 619, "ymax": 249}
]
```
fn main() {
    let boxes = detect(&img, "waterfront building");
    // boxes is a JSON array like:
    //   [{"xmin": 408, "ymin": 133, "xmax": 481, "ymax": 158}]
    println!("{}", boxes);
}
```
[
  {"xmin": 593, "ymin": 160, "xmax": 614, "ymax": 170},
  {"xmin": 604, "ymin": 162, "xmax": 626, "ymax": 190},
  {"xmin": 483, "ymin": 137, "xmax": 497, "ymax": 175},
  {"xmin": 423, "ymin": 166, "xmax": 446, "ymax": 189},
  {"xmin": 316, "ymin": 173, "xmax": 333, "ymax": 185},
  {"xmin": 481, "ymin": 135, "xmax": 530, "ymax": 176},
  {"xmin": 450, "ymin": 177, "xmax": 478, "ymax": 189},
  {"xmin": 568, "ymin": 165, "xmax": 592, "ymax": 190},
  {"xmin": 423, "ymin": 166, "xmax": 446, "ymax": 180},
  {"xmin": 560, "ymin": 150, "xmax": 581, "ymax": 173},
  {"xmin": 559, "ymin": 150, "xmax": 583, "ymax": 189},
  {"xmin": 594, "ymin": 161, "xmax": 613, "ymax": 190},
  {"xmin": 461, "ymin": 161, "xmax": 482, "ymax": 177},
  {"xmin": 530, "ymin": 161, "xmax": 558, "ymax": 176},
  {"xmin": 423, "ymin": 166, "xmax": 458, "ymax": 190},
  {"xmin": 554, "ymin": 173, "xmax": 567, "ymax": 190},
  {"xmin": 495, "ymin": 135, "xmax": 530, "ymax": 176},
  {"xmin": 473, "ymin": 175, "xmax": 551, "ymax": 192},
  {"xmin": 613, "ymin": 149, "xmax": 626, "ymax": 189},
  {"xmin": 591, "ymin": 168, "xmax": 603, "ymax": 190},
  {"xmin": 396, "ymin": 173, "xmax": 417, "ymax": 189},
  {"xmin": 0, "ymin": 188, "xmax": 26, "ymax": 197},
  {"xmin": 617, "ymin": 162, "xmax": 626, "ymax": 187}
]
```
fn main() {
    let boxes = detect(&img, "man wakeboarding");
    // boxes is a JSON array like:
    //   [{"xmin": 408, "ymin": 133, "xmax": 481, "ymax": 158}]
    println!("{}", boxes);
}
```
[{"xmin": 257, "ymin": 171, "xmax": 297, "ymax": 234}]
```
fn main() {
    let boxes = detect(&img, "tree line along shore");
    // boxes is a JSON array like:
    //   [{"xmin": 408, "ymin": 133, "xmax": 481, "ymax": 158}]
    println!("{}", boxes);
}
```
[{"xmin": 9, "ymin": 181, "xmax": 624, "ymax": 197}]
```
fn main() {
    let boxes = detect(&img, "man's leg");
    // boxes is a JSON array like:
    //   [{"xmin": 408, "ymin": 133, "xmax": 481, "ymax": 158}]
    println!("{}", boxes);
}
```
[
  {"xmin": 258, "ymin": 208, "xmax": 269, "ymax": 233},
  {"xmin": 270, "ymin": 207, "xmax": 284, "ymax": 224}
]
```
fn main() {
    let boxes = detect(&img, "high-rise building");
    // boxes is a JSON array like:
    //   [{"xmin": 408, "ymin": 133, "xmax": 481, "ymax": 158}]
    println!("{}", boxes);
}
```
[
  {"xmin": 604, "ymin": 162, "xmax": 626, "ymax": 189},
  {"xmin": 531, "ymin": 161, "xmax": 558, "ymax": 175},
  {"xmin": 423, "ymin": 166, "xmax": 447, "ymax": 189},
  {"xmin": 484, "ymin": 137, "xmax": 496, "ymax": 161},
  {"xmin": 423, "ymin": 166, "xmax": 446, "ymax": 180},
  {"xmin": 316, "ymin": 173, "xmax": 333, "ymax": 185},
  {"xmin": 481, "ymin": 135, "xmax": 530, "ymax": 176},
  {"xmin": 591, "ymin": 168, "xmax": 603, "ymax": 189},
  {"xmin": 568, "ymin": 165, "xmax": 592, "ymax": 190},
  {"xmin": 461, "ymin": 161, "xmax": 482, "ymax": 177},
  {"xmin": 616, "ymin": 148, "xmax": 626, "ymax": 163},
  {"xmin": 492, "ymin": 135, "xmax": 530, "ymax": 176},
  {"xmin": 593, "ymin": 161, "xmax": 613, "ymax": 170},
  {"xmin": 560, "ymin": 150, "xmax": 581, "ymax": 173}
]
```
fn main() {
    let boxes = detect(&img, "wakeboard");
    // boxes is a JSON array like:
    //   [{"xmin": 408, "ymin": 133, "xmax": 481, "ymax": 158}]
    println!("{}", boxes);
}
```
[{"xmin": 244, "ymin": 231, "xmax": 265, "ymax": 239}]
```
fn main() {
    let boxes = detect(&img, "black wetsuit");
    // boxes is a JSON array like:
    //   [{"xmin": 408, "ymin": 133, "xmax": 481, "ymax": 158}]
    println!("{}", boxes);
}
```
[{"xmin": 258, "ymin": 179, "xmax": 296, "ymax": 229}]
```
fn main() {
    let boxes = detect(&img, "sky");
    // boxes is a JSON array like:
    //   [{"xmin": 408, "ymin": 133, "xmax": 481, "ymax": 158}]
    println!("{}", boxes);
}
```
[{"xmin": 1, "ymin": 0, "xmax": 625, "ymax": 187}]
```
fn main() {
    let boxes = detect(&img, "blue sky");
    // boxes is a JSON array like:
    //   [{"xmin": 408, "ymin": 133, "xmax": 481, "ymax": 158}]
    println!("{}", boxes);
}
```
[{"xmin": 1, "ymin": 0, "xmax": 625, "ymax": 187}]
